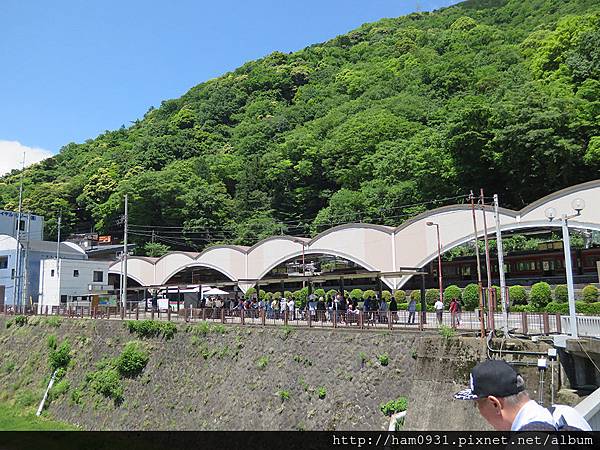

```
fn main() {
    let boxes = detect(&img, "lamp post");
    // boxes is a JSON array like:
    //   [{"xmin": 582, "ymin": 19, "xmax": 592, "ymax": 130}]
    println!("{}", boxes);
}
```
[
  {"xmin": 426, "ymin": 222, "xmax": 444, "ymax": 304},
  {"xmin": 544, "ymin": 198, "xmax": 585, "ymax": 339}
]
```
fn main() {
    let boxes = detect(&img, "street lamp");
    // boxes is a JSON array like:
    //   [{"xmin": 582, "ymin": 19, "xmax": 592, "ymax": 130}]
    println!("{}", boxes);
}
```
[
  {"xmin": 544, "ymin": 198, "xmax": 585, "ymax": 338},
  {"xmin": 427, "ymin": 222, "xmax": 444, "ymax": 304}
]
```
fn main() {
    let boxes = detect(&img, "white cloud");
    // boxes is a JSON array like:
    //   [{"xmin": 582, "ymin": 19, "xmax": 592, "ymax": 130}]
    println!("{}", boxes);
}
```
[{"xmin": 0, "ymin": 140, "xmax": 54, "ymax": 176}]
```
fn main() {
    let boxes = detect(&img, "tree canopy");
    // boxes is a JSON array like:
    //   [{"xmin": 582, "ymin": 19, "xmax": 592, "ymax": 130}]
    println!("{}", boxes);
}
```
[{"xmin": 1, "ymin": 0, "xmax": 599, "ymax": 255}]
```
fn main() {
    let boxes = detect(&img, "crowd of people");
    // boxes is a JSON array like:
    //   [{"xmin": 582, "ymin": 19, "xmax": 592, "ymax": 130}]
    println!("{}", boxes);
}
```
[{"xmin": 196, "ymin": 292, "xmax": 450, "ymax": 326}]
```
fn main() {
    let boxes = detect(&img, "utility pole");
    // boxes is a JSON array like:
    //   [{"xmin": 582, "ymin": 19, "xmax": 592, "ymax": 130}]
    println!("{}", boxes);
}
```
[
  {"xmin": 469, "ymin": 191, "xmax": 485, "ymax": 337},
  {"xmin": 122, "ymin": 194, "xmax": 129, "ymax": 312},
  {"xmin": 493, "ymin": 194, "xmax": 509, "ymax": 336},
  {"xmin": 56, "ymin": 212, "xmax": 62, "ymax": 307},
  {"xmin": 12, "ymin": 153, "xmax": 25, "ymax": 309},
  {"xmin": 480, "ymin": 189, "xmax": 492, "ymax": 290},
  {"xmin": 22, "ymin": 213, "xmax": 32, "ymax": 308}
]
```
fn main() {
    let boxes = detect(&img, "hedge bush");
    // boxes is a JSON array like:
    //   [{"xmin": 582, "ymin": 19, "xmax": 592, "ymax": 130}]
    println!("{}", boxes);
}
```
[
  {"xmin": 509, "ymin": 285, "xmax": 528, "ymax": 306},
  {"xmin": 394, "ymin": 290, "xmax": 406, "ymax": 302},
  {"xmin": 363, "ymin": 289, "xmax": 377, "ymax": 300},
  {"xmin": 382, "ymin": 290, "xmax": 392, "ymax": 302},
  {"xmin": 545, "ymin": 302, "xmax": 569, "ymax": 314},
  {"xmin": 326, "ymin": 289, "xmax": 337, "ymax": 300},
  {"xmin": 443, "ymin": 285, "xmax": 462, "ymax": 302},
  {"xmin": 350, "ymin": 289, "xmax": 364, "ymax": 301},
  {"xmin": 581, "ymin": 285, "xmax": 599, "ymax": 303},
  {"xmin": 529, "ymin": 282, "xmax": 552, "ymax": 309},
  {"xmin": 462, "ymin": 284, "xmax": 480, "ymax": 311},
  {"xmin": 313, "ymin": 288, "xmax": 326, "ymax": 299},
  {"xmin": 576, "ymin": 301, "xmax": 600, "ymax": 315},
  {"xmin": 554, "ymin": 285, "xmax": 568, "ymax": 303},
  {"xmin": 510, "ymin": 304, "xmax": 536, "ymax": 313},
  {"xmin": 397, "ymin": 302, "xmax": 434, "ymax": 312},
  {"xmin": 410, "ymin": 290, "xmax": 420, "ymax": 302},
  {"xmin": 425, "ymin": 289, "xmax": 440, "ymax": 305},
  {"xmin": 115, "ymin": 342, "xmax": 149, "ymax": 378}
]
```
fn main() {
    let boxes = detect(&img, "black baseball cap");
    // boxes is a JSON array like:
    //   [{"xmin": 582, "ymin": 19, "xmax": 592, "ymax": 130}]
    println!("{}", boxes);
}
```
[{"xmin": 454, "ymin": 360, "xmax": 524, "ymax": 400}]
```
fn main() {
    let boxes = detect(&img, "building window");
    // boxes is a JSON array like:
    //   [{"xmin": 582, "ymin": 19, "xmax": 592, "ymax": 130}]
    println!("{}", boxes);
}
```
[
  {"xmin": 51, "ymin": 269, "xmax": 55, "ymax": 277},
  {"xmin": 0, "ymin": 256, "xmax": 7, "ymax": 270},
  {"xmin": 15, "ymin": 219, "xmax": 25, "ymax": 231},
  {"xmin": 60, "ymin": 295, "xmax": 68, "ymax": 303},
  {"xmin": 93, "ymin": 271, "xmax": 103, "ymax": 283},
  {"xmin": 73, "ymin": 270, "xmax": 79, "ymax": 278}
]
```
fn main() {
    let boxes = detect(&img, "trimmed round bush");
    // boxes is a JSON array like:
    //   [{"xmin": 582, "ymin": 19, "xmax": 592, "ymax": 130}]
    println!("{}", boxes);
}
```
[
  {"xmin": 581, "ymin": 285, "xmax": 599, "ymax": 303},
  {"xmin": 425, "ymin": 289, "xmax": 440, "ymax": 305},
  {"xmin": 529, "ymin": 282, "xmax": 552, "ymax": 309},
  {"xmin": 443, "ymin": 285, "xmax": 462, "ymax": 302},
  {"xmin": 382, "ymin": 290, "xmax": 392, "ymax": 302},
  {"xmin": 554, "ymin": 285, "xmax": 568, "ymax": 303},
  {"xmin": 462, "ymin": 283, "xmax": 480, "ymax": 311},
  {"xmin": 509, "ymin": 285, "xmax": 527, "ymax": 306},
  {"xmin": 410, "ymin": 290, "xmax": 420, "ymax": 302},
  {"xmin": 394, "ymin": 290, "xmax": 406, "ymax": 302},
  {"xmin": 350, "ymin": 289, "xmax": 364, "ymax": 301},
  {"xmin": 313, "ymin": 288, "xmax": 326, "ymax": 299},
  {"xmin": 363, "ymin": 289, "xmax": 377, "ymax": 300},
  {"xmin": 511, "ymin": 304, "xmax": 536, "ymax": 313},
  {"xmin": 326, "ymin": 289, "xmax": 337, "ymax": 300},
  {"xmin": 576, "ymin": 302, "xmax": 600, "ymax": 315}
]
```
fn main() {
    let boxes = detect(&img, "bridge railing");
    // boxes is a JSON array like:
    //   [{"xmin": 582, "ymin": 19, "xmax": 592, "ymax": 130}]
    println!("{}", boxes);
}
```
[
  {"xmin": 561, "ymin": 315, "xmax": 600, "ymax": 338},
  {"xmin": 0, "ymin": 302, "xmax": 575, "ymax": 336},
  {"xmin": 575, "ymin": 386, "xmax": 600, "ymax": 431}
]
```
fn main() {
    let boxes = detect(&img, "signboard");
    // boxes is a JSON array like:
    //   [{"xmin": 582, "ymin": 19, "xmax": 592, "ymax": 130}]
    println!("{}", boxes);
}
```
[
  {"xmin": 98, "ymin": 295, "xmax": 117, "ymax": 306},
  {"xmin": 99, "ymin": 235, "xmax": 112, "ymax": 244}
]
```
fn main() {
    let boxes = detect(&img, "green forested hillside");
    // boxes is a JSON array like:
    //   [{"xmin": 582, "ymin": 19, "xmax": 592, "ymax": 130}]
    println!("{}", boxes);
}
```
[{"xmin": 1, "ymin": 0, "xmax": 599, "ymax": 253}]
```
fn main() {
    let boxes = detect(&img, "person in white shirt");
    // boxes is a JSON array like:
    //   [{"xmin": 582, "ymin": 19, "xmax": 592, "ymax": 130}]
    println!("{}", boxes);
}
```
[
  {"xmin": 287, "ymin": 298, "xmax": 295, "ymax": 320},
  {"xmin": 454, "ymin": 359, "xmax": 591, "ymax": 431},
  {"xmin": 434, "ymin": 299, "xmax": 444, "ymax": 325}
]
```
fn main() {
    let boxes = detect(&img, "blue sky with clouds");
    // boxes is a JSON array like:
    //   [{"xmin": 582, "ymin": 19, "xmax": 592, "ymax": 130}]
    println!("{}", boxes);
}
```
[{"xmin": 0, "ymin": 0, "xmax": 460, "ymax": 174}]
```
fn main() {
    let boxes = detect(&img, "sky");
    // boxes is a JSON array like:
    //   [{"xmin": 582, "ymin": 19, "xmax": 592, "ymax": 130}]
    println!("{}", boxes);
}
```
[{"xmin": 0, "ymin": 0, "xmax": 461, "ymax": 175}]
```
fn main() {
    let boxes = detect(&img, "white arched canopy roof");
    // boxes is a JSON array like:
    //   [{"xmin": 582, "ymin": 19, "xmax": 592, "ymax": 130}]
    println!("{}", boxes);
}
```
[{"xmin": 109, "ymin": 179, "xmax": 600, "ymax": 292}]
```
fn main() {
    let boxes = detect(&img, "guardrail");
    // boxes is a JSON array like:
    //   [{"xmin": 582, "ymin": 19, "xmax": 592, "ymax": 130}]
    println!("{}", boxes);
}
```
[
  {"xmin": 575, "ymin": 386, "xmax": 600, "ymax": 431},
  {"xmin": 561, "ymin": 315, "xmax": 600, "ymax": 338},
  {"xmin": 0, "ymin": 303, "xmax": 568, "ymax": 336}
]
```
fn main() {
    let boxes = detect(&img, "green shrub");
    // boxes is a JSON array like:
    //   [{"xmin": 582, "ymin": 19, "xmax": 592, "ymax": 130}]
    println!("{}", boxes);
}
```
[
  {"xmin": 462, "ymin": 284, "xmax": 480, "ymax": 311},
  {"xmin": 530, "ymin": 282, "xmax": 552, "ymax": 309},
  {"xmin": 257, "ymin": 355, "xmax": 269, "ymax": 370},
  {"xmin": 410, "ymin": 290, "xmax": 421, "ymax": 302},
  {"xmin": 363, "ymin": 289, "xmax": 377, "ymax": 300},
  {"xmin": 47, "ymin": 334, "xmax": 58, "ymax": 351},
  {"xmin": 576, "ymin": 301, "xmax": 600, "ymax": 315},
  {"xmin": 581, "ymin": 285, "xmax": 599, "ymax": 303},
  {"xmin": 382, "ymin": 290, "xmax": 392, "ymax": 302},
  {"xmin": 49, "ymin": 340, "xmax": 71, "ymax": 371},
  {"xmin": 14, "ymin": 315, "xmax": 28, "ymax": 326},
  {"xmin": 510, "ymin": 304, "xmax": 536, "ymax": 313},
  {"xmin": 317, "ymin": 386, "xmax": 326, "ymax": 399},
  {"xmin": 284, "ymin": 290, "xmax": 293, "ymax": 299},
  {"xmin": 443, "ymin": 285, "xmax": 462, "ymax": 302},
  {"xmin": 313, "ymin": 288, "xmax": 326, "ymax": 299},
  {"xmin": 245, "ymin": 287, "xmax": 256, "ymax": 299},
  {"xmin": 326, "ymin": 289, "xmax": 337, "ymax": 300},
  {"xmin": 438, "ymin": 325, "xmax": 455, "ymax": 340},
  {"xmin": 277, "ymin": 390, "xmax": 290, "ymax": 401},
  {"xmin": 380, "ymin": 397, "xmax": 408, "ymax": 416},
  {"xmin": 126, "ymin": 320, "xmax": 176, "ymax": 340},
  {"xmin": 44, "ymin": 316, "xmax": 62, "ymax": 327},
  {"xmin": 545, "ymin": 302, "xmax": 569, "ymax": 314},
  {"xmin": 115, "ymin": 342, "xmax": 149, "ymax": 378},
  {"xmin": 554, "ymin": 285, "xmax": 568, "ymax": 303},
  {"xmin": 49, "ymin": 379, "xmax": 70, "ymax": 401},
  {"xmin": 15, "ymin": 389, "xmax": 39, "ymax": 407},
  {"xmin": 350, "ymin": 289, "xmax": 364, "ymax": 301},
  {"xmin": 394, "ymin": 290, "xmax": 406, "ymax": 302},
  {"xmin": 378, "ymin": 353, "xmax": 389, "ymax": 366},
  {"xmin": 86, "ymin": 368, "xmax": 123, "ymax": 403},
  {"xmin": 425, "ymin": 289, "xmax": 440, "ymax": 305},
  {"xmin": 509, "ymin": 285, "xmax": 528, "ymax": 306},
  {"xmin": 397, "ymin": 302, "xmax": 408, "ymax": 310},
  {"xmin": 70, "ymin": 388, "xmax": 83, "ymax": 405}
]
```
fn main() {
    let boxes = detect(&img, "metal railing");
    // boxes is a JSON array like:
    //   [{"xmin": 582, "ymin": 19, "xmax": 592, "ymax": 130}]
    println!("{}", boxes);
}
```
[
  {"xmin": 575, "ymin": 386, "xmax": 600, "ymax": 431},
  {"xmin": 0, "ymin": 303, "xmax": 569, "ymax": 336},
  {"xmin": 561, "ymin": 315, "xmax": 600, "ymax": 338}
]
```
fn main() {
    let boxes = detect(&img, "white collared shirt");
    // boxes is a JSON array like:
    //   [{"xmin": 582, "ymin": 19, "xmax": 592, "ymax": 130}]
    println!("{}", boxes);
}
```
[{"xmin": 511, "ymin": 400, "xmax": 555, "ymax": 431}]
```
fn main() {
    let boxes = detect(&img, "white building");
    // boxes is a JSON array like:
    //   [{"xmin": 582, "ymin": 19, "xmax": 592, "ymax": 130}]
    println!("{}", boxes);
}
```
[
  {"xmin": 38, "ymin": 259, "xmax": 112, "ymax": 310},
  {"xmin": 0, "ymin": 210, "xmax": 44, "ymax": 241}
]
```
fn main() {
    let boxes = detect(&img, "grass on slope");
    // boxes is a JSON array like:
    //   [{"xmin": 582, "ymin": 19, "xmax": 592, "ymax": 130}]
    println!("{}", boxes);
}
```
[{"xmin": 0, "ymin": 401, "xmax": 76, "ymax": 431}]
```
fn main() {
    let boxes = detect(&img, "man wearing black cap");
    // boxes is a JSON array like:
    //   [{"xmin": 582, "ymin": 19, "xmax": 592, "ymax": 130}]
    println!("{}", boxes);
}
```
[{"xmin": 454, "ymin": 360, "xmax": 591, "ymax": 431}]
